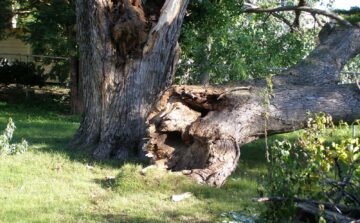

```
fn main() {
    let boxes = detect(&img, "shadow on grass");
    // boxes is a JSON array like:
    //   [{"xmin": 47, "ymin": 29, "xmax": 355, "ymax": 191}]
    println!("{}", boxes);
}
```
[
  {"xmin": 0, "ymin": 99, "xmax": 271, "ymax": 178},
  {"xmin": 103, "ymin": 213, "xmax": 211, "ymax": 223},
  {"xmin": 0, "ymin": 97, "xmax": 268, "ymax": 221},
  {"xmin": 94, "ymin": 177, "xmax": 117, "ymax": 189},
  {"xmin": 101, "ymin": 215, "xmax": 167, "ymax": 223},
  {"xmin": 0, "ymin": 101, "xmax": 145, "ymax": 169}
]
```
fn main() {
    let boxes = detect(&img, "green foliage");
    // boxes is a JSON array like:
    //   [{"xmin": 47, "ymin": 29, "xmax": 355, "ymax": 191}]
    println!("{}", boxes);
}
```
[
  {"xmin": 177, "ymin": 0, "xmax": 244, "ymax": 84},
  {"xmin": 0, "ymin": 0, "xmax": 12, "ymax": 39},
  {"xmin": 341, "ymin": 55, "xmax": 360, "ymax": 84},
  {"xmin": 263, "ymin": 113, "xmax": 360, "ymax": 221},
  {"xmin": 336, "ymin": 7, "xmax": 360, "ymax": 83},
  {"xmin": 177, "ymin": 0, "xmax": 318, "ymax": 84},
  {"xmin": 0, "ymin": 0, "xmax": 76, "ymax": 83},
  {"xmin": 22, "ymin": 0, "xmax": 76, "ymax": 82},
  {"xmin": 336, "ymin": 7, "xmax": 360, "ymax": 25},
  {"xmin": 0, "ymin": 59, "xmax": 46, "ymax": 86},
  {"xmin": 0, "ymin": 118, "xmax": 28, "ymax": 155}
]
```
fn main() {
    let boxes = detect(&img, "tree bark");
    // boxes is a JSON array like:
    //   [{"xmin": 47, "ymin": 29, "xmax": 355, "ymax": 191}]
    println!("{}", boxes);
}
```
[
  {"xmin": 144, "ymin": 25, "xmax": 360, "ymax": 186},
  {"xmin": 70, "ymin": 56, "xmax": 83, "ymax": 114},
  {"xmin": 73, "ymin": 0, "xmax": 188, "ymax": 159}
]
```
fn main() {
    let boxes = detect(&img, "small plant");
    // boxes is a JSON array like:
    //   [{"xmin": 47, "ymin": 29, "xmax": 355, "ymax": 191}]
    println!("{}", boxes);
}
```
[
  {"xmin": 262, "ymin": 113, "xmax": 360, "ymax": 222},
  {"xmin": 0, "ymin": 118, "xmax": 29, "ymax": 155},
  {"xmin": 261, "ymin": 74, "xmax": 274, "ymax": 162}
]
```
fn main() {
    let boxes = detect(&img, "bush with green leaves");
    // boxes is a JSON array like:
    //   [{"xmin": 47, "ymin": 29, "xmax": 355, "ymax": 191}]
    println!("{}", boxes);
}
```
[
  {"xmin": 262, "ymin": 113, "xmax": 360, "ymax": 222},
  {"xmin": 0, "ymin": 118, "xmax": 28, "ymax": 155}
]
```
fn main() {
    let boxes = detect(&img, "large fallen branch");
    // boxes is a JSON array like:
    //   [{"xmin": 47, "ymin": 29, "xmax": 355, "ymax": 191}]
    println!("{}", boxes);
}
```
[{"xmin": 144, "ymin": 25, "xmax": 360, "ymax": 187}]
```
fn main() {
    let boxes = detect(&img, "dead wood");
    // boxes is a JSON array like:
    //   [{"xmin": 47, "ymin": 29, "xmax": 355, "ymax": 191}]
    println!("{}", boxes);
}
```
[
  {"xmin": 254, "ymin": 196, "xmax": 360, "ymax": 222},
  {"xmin": 144, "ymin": 25, "xmax": 360, "ymax": 186}
]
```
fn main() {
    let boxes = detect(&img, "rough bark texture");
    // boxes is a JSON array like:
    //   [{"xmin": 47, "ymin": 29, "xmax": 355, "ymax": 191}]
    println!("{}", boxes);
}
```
[
  {"xmin": 74, "ymin": 0, "xmax": 189, "ymax": 159},
  {"xmin": 144, "ymin": 25, "xmax": 360, "ymax": 186}
]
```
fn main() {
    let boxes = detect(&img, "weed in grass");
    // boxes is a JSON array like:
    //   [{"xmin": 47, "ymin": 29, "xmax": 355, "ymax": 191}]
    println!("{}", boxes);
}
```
[{"xmin": 0, "ymin": 118, "xmax": 28, "ymax": 155}]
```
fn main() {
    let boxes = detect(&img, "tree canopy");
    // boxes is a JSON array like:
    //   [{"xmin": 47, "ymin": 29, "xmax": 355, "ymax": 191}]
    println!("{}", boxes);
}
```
[
  {"xmin": 176, "ymin": 0, "xmax": 360, "ymax": 85},
  {"xmin": 1, "ymin": 0, "xmax": 359, "ymax": 83},
  {"xmin": 0, "ymin": 0, "xmax": 12, "ymax": 39},
  {"xmin": 0, "ymin": 0, "xmax": 76, "ymax": 82},
  {"xmin": 177, "ymin": 0, "xmax": 320, "ymax": 84}
]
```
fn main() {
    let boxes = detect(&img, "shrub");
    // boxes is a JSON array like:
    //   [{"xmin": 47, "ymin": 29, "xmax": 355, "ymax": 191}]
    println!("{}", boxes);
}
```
[
  {"xmin": 0, "ymin": 59, "xmax": 14, "ymax": 85},
  {"xmin": 0, "ymin": 58, "xmax": 46, "ymax": 87},
  {"xmin": 0, "ymin": 118, "xmax": 29, "ymax": 155}
]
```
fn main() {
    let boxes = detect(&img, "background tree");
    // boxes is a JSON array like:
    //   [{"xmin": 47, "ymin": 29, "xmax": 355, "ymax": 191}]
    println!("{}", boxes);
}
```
[
  {"xmin": 0, "ymin": 0, "xmax": 77, "ymax": 79},
  {"xmin": 9, "ymin": 0, "xmax": 76, "ymax": 83},
  {"xmin": 0, "ymin": 0, "xmax": 80, "ymax": 113},
  {"xmin": 22, "ymin": 0, "xmax": 77, "ymax": 83},
  {"xmin": 0, "ymin": 0, "xmax": 12, "ymax": 39},
  {"xmin": 20, "ymin": 0, "xmax": 81, "ymax": 113}
]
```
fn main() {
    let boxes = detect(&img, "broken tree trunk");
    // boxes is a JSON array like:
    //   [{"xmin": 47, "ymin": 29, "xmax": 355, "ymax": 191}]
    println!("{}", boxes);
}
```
[
  {"xmin": 73, "ymin": 0, "xmax": 188, "ymax": 159},
  {"xmin": 144, "ymin": 25, "xmax": 360, "ymax": 187}
]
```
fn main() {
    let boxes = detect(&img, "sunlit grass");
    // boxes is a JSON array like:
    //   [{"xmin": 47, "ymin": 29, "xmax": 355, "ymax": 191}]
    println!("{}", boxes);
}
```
[
  {"xmin": 1, "ymin": 101, "xmax": 357, "ymax": 222},
  {"xmin": 0, "ymin": 101, "xmax": 266, "ymax": 222}
]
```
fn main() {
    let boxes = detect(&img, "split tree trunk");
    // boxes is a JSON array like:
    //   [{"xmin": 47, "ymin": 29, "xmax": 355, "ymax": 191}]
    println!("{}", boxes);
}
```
[
  {"xmin": 144, "ymin": 25, "xmax": 360, "ymax": 186},
  {"xmin": 73, "ymin": 0, "xmax": 189, "ymax": 159}
]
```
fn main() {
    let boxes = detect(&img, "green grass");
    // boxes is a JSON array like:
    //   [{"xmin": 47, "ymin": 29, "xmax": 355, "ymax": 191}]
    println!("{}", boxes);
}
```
[
  {"xmin": 0, "ymin": 101, "xmax": 267, "ymax": 223},
  {"xmin": 0, "ymin": 101, "xmax": 357, "ymax": 222}
]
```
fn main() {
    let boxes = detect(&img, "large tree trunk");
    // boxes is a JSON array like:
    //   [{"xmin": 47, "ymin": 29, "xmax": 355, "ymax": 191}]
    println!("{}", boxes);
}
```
[
  {"xmin": 73, "ymin": 0, "xmax": 188, "ymax": 159},
  {"xmin": 144, "ymin": 25, "xmax": 360, "ymax": 186}
]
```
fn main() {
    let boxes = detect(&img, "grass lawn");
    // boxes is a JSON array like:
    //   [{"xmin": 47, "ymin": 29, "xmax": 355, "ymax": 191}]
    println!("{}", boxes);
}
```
[{"xmin": 0, "ymin": 100, "xmax": 356, "ymax": 223}]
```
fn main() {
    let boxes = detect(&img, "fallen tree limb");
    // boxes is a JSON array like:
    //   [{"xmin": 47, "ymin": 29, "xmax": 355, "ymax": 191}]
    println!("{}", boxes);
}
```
[
  {"xmin": 297, "ymin": 202, "xmax": 357, "ymax": 223},
  {"xmin": 145, "ymin": 83, "xmax": 360, "ymax": 186},
  {"xmin": 253, "ymin": 196, "xmax": 360, "ymax": 222},
  {"xmin": 144, "ymin": 26, "xmax": 360, "ymax": 186},
  {"xmin": 243, "ymin": 6, "xmax": 354, "ymax": 27},
  {"xmin": 253, "ymin": 197, "xmax": 360, "ymax": 213}
]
